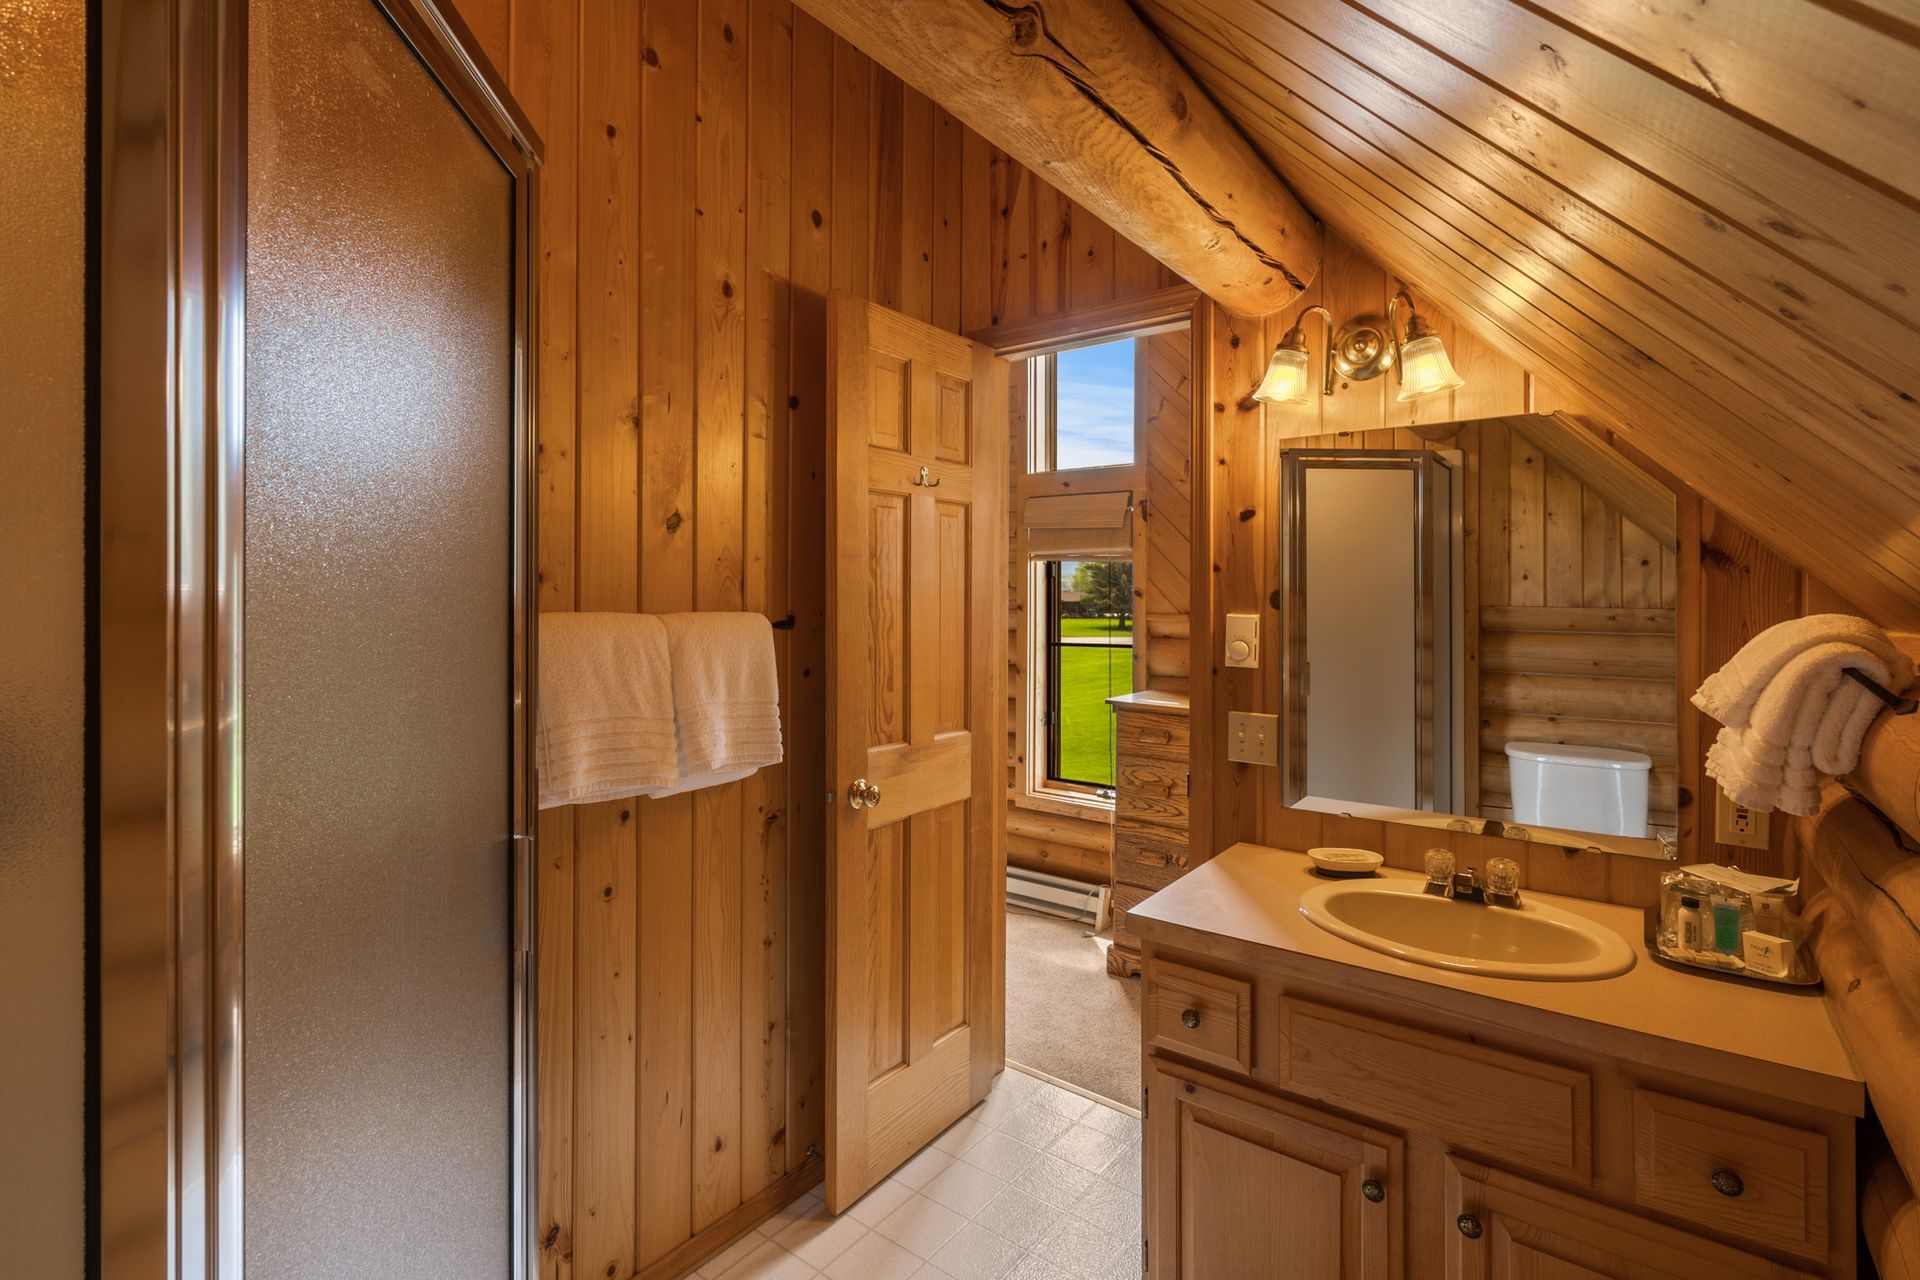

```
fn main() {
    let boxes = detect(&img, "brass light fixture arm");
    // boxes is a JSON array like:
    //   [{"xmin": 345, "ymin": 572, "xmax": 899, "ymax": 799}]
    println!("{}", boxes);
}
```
[
  {"xmin": 1299, "ymin": 304, "xmax": 1335, "ymax": 397},
  {"xmin": 1387, "ymin": 289, "xmax": 1415, "ymax": 389}
]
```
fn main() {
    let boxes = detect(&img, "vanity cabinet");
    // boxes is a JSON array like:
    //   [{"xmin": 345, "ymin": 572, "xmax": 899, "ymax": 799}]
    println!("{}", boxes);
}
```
[
  {"xmin": 1130, "ymin": 847, "xmax": 1864, "ymax": 1280},
  {"xmin": 1145, "ymin": 1060, "xmax": 1400, "ymax": 1279}
]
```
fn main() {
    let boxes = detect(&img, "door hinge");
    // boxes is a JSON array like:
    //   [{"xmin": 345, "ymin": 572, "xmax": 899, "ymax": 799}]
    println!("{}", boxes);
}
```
[
  {"xmin": 1140, "ymin": 1085, "xmax": 1148, "ymax": 1118},
  {"xmin": 1142, "ymin": 1237, "xmax": 1149, "ymax": 1275}
]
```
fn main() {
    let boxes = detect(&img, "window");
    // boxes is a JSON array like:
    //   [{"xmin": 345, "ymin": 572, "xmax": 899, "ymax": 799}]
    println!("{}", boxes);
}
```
[
  {"xmin": 1031, "ymin": 336, "xmax": 1137, "ymax": 472},
  {"xmin": 1043, "ymin": 559, "xmax": 1134, "ymax": 789}
]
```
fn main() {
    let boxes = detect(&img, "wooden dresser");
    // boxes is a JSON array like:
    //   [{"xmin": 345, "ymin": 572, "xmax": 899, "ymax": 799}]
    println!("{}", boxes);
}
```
[
  {"xmin": 1105, "ymin": 691, "xmax": 1192, "ymax": 978},
  {"xmin": 1129, "ymin": 845, "xmax": 1865, "ymax": 1278}
]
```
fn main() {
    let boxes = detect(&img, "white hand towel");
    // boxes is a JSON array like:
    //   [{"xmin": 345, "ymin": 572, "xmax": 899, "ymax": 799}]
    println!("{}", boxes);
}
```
[
  {"xmin": 660, "ymin": 612, "xmax": 784, "ymax": 784},
  {"xmin": 1691, "ymin": 613, "xmax": 1907, "ymax": 727},
  {"xmin": 1699, "ymin": 637, "xmax": 1911, "ymax": 816},
  {"xmin": 538, "ymin": 612, "xmax": 679, "ymax": 809}
]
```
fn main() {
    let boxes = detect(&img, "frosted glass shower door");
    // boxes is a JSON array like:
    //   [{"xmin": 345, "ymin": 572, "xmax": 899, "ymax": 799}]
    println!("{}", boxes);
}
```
[{"xmin": 242, "ymin": 0, "xmax": 521, "ymax": 1275}]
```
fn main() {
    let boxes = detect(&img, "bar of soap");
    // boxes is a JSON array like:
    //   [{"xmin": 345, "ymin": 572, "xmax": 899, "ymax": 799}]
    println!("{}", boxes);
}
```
[{"xmin": 1741, "ymin": 930, "xmax": 1794, "ymax": 979}]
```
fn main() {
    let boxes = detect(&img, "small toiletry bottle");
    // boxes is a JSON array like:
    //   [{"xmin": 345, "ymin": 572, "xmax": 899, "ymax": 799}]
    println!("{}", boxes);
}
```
[
  {"xmin": 1676, "ymin": 896, "xmax": 1704, "ymax": 954},
  {"xmin": 1711, "ymin": 896, "xmax": 1743, "ymax": 957}
]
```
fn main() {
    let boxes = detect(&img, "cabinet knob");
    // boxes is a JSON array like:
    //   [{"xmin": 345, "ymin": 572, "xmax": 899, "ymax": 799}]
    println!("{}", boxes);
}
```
[
  {"xmin": 1455, "ymin": 1213, "xmax": 1483, "ymax": 1240},
  {"xmin": 1361, "ymin": 1179, "xmax": 1385, "ymax": 1203},
  {"xmin": 1180, "ymin": 1009, "xmax": 1200, "ymax": 1030},
  {"xmin": 1710, "ymin": 1168, "xmax": 1744, "ymax": 1198}
]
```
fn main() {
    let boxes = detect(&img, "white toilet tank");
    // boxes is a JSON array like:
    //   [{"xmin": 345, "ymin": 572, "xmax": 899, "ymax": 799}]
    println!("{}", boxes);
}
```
[{"xmin": 1503, "ymin": 741, "xmax": 1652, "ymax": 838}]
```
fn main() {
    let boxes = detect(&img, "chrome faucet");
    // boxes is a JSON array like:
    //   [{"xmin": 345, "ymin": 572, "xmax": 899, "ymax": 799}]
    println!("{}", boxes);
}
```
[{"xmin": 1423, "ymin": 850, "xmax": 1522, "ymax": 908}]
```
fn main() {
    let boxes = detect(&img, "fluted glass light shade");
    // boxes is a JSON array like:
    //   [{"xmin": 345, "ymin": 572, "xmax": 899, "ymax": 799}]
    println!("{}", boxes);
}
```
[
  {"xmin": 1395, "ymin": 332, "xmax": 1465, "ymax": 402},
  {"xmin": 1252, "ymin": 343, "xmax": 1313, "ymax": 406}
]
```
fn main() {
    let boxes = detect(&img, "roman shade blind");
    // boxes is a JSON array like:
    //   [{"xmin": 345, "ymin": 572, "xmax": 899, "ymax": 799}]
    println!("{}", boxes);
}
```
[{"xmin": 1024, "ymin": 490, "xmax": 1133, "ymax": 560}]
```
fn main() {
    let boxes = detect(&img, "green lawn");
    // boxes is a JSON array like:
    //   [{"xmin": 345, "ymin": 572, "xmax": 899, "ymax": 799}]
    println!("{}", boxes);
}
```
[
  {"xmin": 1058, "ymin": 616, "xmax": 1133, "ymax": 639},
  {"xmin": 1055, "ymin": 640, "xmax": 1132, "ymax": 786}
]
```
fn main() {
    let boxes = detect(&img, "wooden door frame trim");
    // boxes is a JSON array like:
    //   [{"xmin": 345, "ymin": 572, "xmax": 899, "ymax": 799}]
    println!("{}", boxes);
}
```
[
  {"xmin": 970, "ymin": 285, "xmax": 1204, "ymax": 359},
  {"xmin": 977, "ymin": 287, "xmax": 1213, "ymax": 859}
]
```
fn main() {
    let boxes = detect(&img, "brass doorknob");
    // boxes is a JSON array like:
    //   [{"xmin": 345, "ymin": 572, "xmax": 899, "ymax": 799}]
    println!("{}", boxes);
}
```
[
  {"xmin": 1180, "ymin": 1009, "xmax": 1200, "ymax": 1029},
  {"xmin": 848, "ymin": 779, "xmax": 882, "ymax": 810}
]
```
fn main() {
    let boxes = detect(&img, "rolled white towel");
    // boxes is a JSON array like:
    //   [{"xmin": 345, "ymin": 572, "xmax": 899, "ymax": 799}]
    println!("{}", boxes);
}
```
[
  {"xmin": 1701, "ymin": 639, "xmax": 1909, "ymax": 816},
  {"xmin": 1692, "ymin": 613, "xmax": 1907, "ymax": 728}
]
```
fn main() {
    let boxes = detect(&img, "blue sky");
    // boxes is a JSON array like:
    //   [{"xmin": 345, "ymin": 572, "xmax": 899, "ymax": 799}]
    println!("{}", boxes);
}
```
[{"xmin": 1054, "ymin": 339, "xmax": 1134, "ymax": 469}]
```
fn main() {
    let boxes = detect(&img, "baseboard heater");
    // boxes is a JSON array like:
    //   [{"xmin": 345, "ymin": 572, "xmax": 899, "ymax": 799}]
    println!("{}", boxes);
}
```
[{"xmin": 1007, "ymin": 865, "xmax": 1110, "ymax": 930}]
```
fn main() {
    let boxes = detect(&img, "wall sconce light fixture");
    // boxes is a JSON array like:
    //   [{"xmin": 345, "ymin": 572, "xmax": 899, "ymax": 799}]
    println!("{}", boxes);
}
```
[
  {"xmin": 1387, "ymin": 289, "xmax": 1465, "ymax": 403},
  {"xmin": 1251, "ymin": 305, "xmax": 1333, "ymax": 406},
  {"xmin": 1247, "ymin": 288, "xmax": 1464, "ymax": 410}
]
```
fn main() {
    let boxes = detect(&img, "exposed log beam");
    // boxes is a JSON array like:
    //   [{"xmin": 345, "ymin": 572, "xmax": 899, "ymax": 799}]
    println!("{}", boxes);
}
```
[{"xmin": 794, "ymin": 0, "xmax": 1320, "ymax": 316}]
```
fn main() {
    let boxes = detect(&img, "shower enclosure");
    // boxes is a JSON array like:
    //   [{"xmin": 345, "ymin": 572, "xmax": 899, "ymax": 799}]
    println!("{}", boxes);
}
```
[{"xmin": 98, "ymin": 1, "xmax": 539, "ymax": 1275}]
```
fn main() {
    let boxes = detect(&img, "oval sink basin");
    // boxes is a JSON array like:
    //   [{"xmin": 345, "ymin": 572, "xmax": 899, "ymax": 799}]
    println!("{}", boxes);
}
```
[{"xmin": 1298, "ymin": 879, "xmax": 1636, "ymax": 981}]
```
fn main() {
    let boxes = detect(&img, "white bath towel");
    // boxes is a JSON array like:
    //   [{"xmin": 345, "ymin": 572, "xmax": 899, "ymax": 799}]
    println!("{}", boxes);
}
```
[
  {"xmin": 538, "ymin": 612, "xmax": 679, "ymax": 809},
  {"xmin": 1691, "ymin": 613, "xmax": 1907, "ymax": 727},
  {"xmin": 659, "ymin": 612, "xmax": 784, "ymax": 786},
  {"xmin": 1697, "ymin": 622, "xmax": 1913, "ymax": 816}
]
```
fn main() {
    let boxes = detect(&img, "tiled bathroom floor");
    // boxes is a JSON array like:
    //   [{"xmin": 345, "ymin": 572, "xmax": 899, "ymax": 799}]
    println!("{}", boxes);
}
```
[{"xmin": 685, "ymin": 1067, "xmax": 1142, "ymax": 1280}]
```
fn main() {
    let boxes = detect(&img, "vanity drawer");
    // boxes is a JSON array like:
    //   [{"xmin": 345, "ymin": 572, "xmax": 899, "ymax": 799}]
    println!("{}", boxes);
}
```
[
  {"xmin": 1146, "ymin": 959, "xmax": 1253, "ymax": 1075},
  {"xmin": 1632, "ymin": 1090, "xmax": 1829, "ymax": 1262},
  {"xmin": 1116, "ymin": 711, "xmax": 1188, "ymax": 762},
  {"xmin": 1115, "ymin": 758, "xmax": 1189, "ymax": 830},
  {"xmin": 1272, "ymin": 997, "xmax": 1592, "ymax": 1184},
  {"xmin": 1113, "ymin": 827, "xmax": 1191, "ymax": 891}
]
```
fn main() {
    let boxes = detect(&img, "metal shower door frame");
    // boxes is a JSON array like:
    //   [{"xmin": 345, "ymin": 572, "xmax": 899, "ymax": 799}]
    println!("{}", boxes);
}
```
[{"xmin": 96, "ymin": 1, "xmax": 543, "ymax": 1275}]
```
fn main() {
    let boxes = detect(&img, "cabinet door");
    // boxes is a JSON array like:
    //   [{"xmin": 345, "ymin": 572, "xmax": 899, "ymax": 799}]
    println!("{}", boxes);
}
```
[
  {"xmin": 1444, "ymin": 1159, "xmax": 1817, "ymax": 1279},
  {"xmin": 1147, "ymin": 1061, "xmax": 1400, "ymax": 1279}
]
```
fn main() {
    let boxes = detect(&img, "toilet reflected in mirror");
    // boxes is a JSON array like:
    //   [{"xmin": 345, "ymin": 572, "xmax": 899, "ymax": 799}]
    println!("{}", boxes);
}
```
[{"xmin": 1279, "ymin": 413, "xmax": 1679, "ymax": 859}]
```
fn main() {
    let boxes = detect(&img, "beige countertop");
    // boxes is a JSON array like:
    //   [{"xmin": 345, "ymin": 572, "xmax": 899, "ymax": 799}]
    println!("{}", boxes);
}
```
[
  {"xmin": 1105, "ymin": 690, "xmax": 1189, "ymax": 712},
  {"xmin": 1128, "ymin": 843, "xmax": 1865, "ymax": 1114}
]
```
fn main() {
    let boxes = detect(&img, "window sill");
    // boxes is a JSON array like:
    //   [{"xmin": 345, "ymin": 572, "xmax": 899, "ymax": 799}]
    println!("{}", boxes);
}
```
[{"xmin": 1009, "ymin": 787, "xmax": 1115, "ymax": 823}]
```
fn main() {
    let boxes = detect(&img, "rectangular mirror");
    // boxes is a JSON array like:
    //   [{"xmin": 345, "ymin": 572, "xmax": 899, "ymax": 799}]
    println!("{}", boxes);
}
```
[{"xmin": 1280, "ymin": 414, "xmax": 1679, "ymax": 859}]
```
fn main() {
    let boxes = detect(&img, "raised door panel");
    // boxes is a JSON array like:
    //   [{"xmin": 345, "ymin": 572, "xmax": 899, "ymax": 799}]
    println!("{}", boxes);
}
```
[
  {"xmin": 1147, "ymin": 1061, "xmax": 1399, "ymax": 1279},
  {"xmin": 1444, "ymin": 1159, "xmax": 1816, "ymax": 1280}
]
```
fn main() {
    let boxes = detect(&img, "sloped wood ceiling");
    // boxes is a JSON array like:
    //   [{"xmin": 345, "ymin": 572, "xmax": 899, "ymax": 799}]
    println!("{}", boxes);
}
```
[{"xmin": 1129, "ymin": 0, "xmax": 1920, "ymax": 628}]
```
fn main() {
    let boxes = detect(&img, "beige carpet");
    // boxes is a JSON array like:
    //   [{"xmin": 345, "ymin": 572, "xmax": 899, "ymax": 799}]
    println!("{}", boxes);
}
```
[{"xmin": 1005, "ymin": 908, "xmax": 1142, "ymax": 1108}]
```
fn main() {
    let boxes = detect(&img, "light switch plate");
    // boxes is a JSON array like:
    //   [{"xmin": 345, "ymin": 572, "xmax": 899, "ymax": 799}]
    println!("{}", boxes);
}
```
[
  {"xmin": 1225, "ymin": 611, "xmax": 1260, "ymax": 668},
  {"xmin": 1227, "ymin": 712, "xmax": 1279, "ymax": 766}
]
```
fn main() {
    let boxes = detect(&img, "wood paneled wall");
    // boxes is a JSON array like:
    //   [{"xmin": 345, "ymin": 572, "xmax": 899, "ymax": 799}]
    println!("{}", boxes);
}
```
[{"xmin": 459, "ymin": 1, "xmax": 1180, "ymax": 1273}]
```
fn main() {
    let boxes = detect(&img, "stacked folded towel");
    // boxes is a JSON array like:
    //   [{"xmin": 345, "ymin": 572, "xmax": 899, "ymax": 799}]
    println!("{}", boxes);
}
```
[
  {"xmin": 538, "ymin": 613, "xmax": 679, "ymax": 808},
  {"xmin": 1694, "ymin": 614, "xmax": 1913, "ymax": 816},
  {"xmin": 536, "ymin": 610, "xmax": 784, "ymax": 809},
  {"xmin": 652, "ymin": 612, "xmax": 784, "ymax": 798}
]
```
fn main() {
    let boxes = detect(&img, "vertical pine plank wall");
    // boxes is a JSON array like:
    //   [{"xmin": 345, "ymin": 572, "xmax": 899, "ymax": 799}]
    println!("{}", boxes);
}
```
[{"xmin": 450, "ymin": 2, "xmax": 1835, "ymax": 1275}]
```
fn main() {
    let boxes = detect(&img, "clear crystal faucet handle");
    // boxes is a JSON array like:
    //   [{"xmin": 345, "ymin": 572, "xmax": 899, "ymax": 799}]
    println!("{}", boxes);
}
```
[
  {"xmin": 1486, "ymin": 856, "xmax": 1520, "ymax": 896},
  {"xmin": 1424, "ymin": 848, "xmax": 1455, "ymax": 885}
]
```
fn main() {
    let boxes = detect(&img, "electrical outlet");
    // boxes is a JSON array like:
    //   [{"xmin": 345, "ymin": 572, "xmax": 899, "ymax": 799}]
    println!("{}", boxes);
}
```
[
  {"xmin": 1227, "ymin": 712, "xmax": 1279, "ymax": 766},
  {"xmin": 1715, "ymin": 789, "xmax": 1771, "ymax": 850}
]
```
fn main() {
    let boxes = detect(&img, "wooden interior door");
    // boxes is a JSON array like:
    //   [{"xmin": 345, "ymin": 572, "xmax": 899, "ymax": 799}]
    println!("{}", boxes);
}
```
[
  {"xmin": 1147, "ymin": 1061, "xmax": 1400, "ymax": 1279},
  {"xmin": 825, "ymin": 292, "xmax": 1007, "ymax": 1211}
]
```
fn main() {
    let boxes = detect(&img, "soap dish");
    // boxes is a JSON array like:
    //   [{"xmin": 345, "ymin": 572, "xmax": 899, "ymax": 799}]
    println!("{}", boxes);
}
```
[{"xmin": 1307, "ymin": 847, "xmax": 1384, "ymax": 877}]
